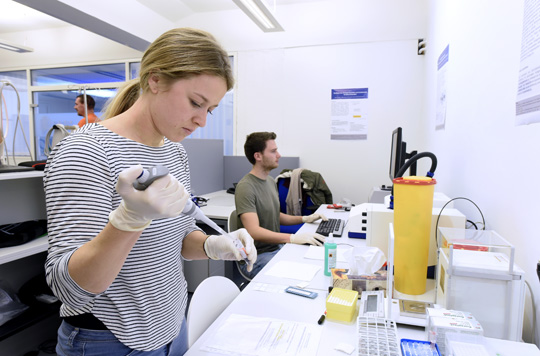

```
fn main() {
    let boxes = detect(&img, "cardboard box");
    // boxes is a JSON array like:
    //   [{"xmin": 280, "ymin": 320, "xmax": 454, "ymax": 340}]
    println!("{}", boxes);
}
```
[{"xmin": 331, "ymin": 268, "xmax": 387, "ymax": 295}]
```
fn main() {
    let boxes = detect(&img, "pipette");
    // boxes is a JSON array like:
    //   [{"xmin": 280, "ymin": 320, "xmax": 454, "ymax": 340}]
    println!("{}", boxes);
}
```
[{"xmin": 133, "ymin": 165, "xmax": 250, "ymax": 264}]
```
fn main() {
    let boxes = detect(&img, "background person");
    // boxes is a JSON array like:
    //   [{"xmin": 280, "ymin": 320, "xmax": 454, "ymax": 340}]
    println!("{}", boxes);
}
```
[
  {"xmin": 44, "ymin": 28, "xmax": 256, "ymax": 356},
  {"xmin": 234, "ymin": 131, "xmax": 326, "ymax": 279},
  {"xmin": 74, "ymin": 93, "xmax": 100, "ymax": 127}
]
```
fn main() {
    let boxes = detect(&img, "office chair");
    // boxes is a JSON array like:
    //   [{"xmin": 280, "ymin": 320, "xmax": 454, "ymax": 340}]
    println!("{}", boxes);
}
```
[
  {"xmin": 276, "ymin": 177, "xmax": 315, "ymax": 234},
  {"xmin": 228, "ymin": 210, "xmax": 252, "ymax": 284},
  {"xmin": 186, "ymin": 276, "xmax": 240, "ymax": 348}
]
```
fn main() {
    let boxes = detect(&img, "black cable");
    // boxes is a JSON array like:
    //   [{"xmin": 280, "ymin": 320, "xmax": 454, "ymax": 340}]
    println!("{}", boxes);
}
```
[
  {"xmin": 434, "ymin": 197, "xmax": 486, "ymax": 251},
  {"xmin": 466, "ymin": 219, "xmax": 478, "ymax": 230}
]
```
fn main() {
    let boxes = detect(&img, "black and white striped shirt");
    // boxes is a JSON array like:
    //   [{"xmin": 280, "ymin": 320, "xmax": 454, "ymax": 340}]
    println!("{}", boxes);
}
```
[{"xmin": 44, "ymin": 124, "xmax": 200, "ymax": 351}]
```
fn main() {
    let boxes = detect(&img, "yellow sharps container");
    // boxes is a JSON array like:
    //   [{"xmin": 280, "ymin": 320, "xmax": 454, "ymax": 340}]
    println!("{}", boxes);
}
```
[{"xmin": 392, "ymin": 176, "xmax": 436, "ymax": 295}]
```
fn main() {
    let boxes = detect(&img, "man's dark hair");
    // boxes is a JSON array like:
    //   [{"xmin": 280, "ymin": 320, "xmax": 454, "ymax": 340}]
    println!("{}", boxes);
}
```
[
  {"xmin": 244, "ymin": 132, "xmax": 277, "ymax": 165},
  {"xmin": 76, "ymin": 94, "xmax": 96, "ymax": 110}
]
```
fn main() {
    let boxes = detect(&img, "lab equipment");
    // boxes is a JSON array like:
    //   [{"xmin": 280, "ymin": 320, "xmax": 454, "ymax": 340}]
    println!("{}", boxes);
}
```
[
  {"xmin": 445, "ymin": 333, "xmax": 492, "ymax": 356},
  {"xmin": 357, "ymin": 317, "xmax": 400, "ymax": 356},
  {"xmin": 326, "ymin": 287, "xmax": 358, "ymax": 323},
  {"xmin": 285, "ymin": 286, "xmax": 318, "ymax": 299},
  {"xmin": 324, "ymin": 233, "xmax": 337, "ymax": 276},
  {"xmin": 347, "ymin": 202, "xmax": 466, "ymax": 269},
  {"xmin": 133, "ymin": 165, "xmax": 169, "ymax": 190},
  {"xmin": 358, "ymin": 290, "xmax": 385, "ymax": 318},
  {"xmin": 315, "ymin": 218, "xmax": 344, "ymax": 237},
  {"xmin": 435, "ymin": 227, "xmax": 525, "ymax": 341},
  {"xmin": 134, "ymin": 166, "xmax": 249, "ymax": 264},
  {"xmin": 393, "ymin": 176, "xmax": 436, "ymax": 295},
  {"xmin": 400, "ymin": 339, "xmax": 441, "ymax": 356}
]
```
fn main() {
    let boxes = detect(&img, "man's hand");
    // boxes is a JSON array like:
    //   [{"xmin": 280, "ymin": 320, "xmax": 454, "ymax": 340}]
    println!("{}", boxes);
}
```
[
  {"xmin": 302, "ymin": 213, "xmax": 328, "ymax": 223},
  {"xmin": 290, "ymin": 233, "xmax": 325, "ymax": 246}
]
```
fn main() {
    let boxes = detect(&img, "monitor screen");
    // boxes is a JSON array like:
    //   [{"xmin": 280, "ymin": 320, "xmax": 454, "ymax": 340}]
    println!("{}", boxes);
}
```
[
  {"xmin": 389, "ymin": 127, "xmax": 404, "ymax": 181},
  {"xmin": 389, "ymin": 127, "xmax": 417, "ymax": 181}
]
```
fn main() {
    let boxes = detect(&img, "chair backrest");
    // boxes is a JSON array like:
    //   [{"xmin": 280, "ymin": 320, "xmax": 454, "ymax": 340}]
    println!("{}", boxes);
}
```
[
  {"xmin": 186, "ymin": 276, "xmax": 240, "ymax": 348},
  {"xmin": 228, "ymin": 209, "xmax": 239, "ymax": 233}
]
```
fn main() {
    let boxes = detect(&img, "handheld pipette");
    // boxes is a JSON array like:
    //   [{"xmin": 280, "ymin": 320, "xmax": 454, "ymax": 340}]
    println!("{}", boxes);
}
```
[{"xmin": 133, "ymin": 166, "xmax": 250, "ymax": 264}]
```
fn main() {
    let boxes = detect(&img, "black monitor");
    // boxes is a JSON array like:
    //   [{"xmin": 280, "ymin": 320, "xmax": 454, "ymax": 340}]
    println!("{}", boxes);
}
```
[{"xmin": 389, "ymin": 127, "xmax": 417, "ymax": 181}]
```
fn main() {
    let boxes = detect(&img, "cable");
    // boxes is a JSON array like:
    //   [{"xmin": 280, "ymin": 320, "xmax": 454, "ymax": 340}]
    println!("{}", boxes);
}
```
[
  {"xmin": 525, "ymin": 279, "xmax": 538, "ymax": 345},
  {"xmin": 434, "ymin": 197, "xmax": 486, "ymax": 251},
  {"xmin": 0, "ymin": 80, "xmax": 34, "ymax": 163}
]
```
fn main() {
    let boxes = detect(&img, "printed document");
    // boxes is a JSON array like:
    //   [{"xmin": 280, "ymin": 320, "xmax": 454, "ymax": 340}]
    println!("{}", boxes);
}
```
[{"xmin": 201, "ymin": 314, "xmax": 322, "ymax": 356}]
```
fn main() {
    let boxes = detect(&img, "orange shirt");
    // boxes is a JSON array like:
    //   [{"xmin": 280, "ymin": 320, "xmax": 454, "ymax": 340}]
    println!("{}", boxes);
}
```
[{"xmin": 78, "ymin": 113, "xmax": 100, "ymax": 128}]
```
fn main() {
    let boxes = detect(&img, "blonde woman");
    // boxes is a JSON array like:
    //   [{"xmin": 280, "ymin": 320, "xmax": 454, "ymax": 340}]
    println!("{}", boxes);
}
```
[{"xmin": 44, "ymin": 28, "xmax": 256, "ymax": 355}]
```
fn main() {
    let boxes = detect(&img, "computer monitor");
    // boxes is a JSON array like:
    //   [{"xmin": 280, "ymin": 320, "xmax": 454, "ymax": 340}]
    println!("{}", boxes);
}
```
[{"xmin": 389, "ymin": 127, "xmax": 417, "ymax": 181}]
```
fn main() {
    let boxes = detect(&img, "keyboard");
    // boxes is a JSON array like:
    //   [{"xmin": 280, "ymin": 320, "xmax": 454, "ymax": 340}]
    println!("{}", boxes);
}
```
[{"xmin": 315, "ymin": 218, "xmax": 345, "ymax": 237}]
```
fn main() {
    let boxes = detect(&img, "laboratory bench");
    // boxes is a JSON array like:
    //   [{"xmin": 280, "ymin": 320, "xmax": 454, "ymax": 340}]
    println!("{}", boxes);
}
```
[{"xmin": 185, "ymin": 205, "xmax": 540, "ymax": 356}]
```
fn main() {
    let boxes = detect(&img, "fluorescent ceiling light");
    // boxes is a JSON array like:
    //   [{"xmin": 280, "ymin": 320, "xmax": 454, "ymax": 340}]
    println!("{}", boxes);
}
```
[
  {"xmin": 0, "ymin": 39, "xmax": 33, "ymax": 53},
  {"xmin": 233, "ymin": 0, "xmax": 284, "ymax": 32}
]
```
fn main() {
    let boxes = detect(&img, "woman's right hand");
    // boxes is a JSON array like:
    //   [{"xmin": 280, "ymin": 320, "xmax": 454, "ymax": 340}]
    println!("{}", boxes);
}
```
[{"xmin": 108, "ymin": 165, "xmax": 190, "ymax": 231}]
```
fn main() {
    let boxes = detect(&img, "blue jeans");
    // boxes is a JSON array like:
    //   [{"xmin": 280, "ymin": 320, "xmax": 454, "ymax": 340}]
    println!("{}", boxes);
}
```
[
  {"xmin": 56, "ymin": 318, "xmax": 188, "ymax": 356},
  {"xmin": 239, "ymin": 244, "xmax": 283, "ymax": 280}
]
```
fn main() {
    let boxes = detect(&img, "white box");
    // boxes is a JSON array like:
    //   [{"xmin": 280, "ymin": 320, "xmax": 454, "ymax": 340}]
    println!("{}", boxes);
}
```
[
  {"xmin": 436, "ymin": 228, "xmax": 525, "ymax": 341},
  {"xmin": 427, "ymin": 316, "xmax": 483, "ymax": 356}
]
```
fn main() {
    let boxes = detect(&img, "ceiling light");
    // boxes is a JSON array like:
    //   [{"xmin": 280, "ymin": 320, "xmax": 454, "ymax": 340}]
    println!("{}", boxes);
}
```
[
  {"xmin": 0, "ymin": 39, "xmax": 33, "ymax": 53},
  {"xmin": 233, "ymin": 0, "xmax": 284, "ymax": 32}
]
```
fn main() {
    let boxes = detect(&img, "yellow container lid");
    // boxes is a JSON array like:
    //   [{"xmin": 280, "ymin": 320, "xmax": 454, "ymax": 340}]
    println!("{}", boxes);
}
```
[
  {"xmin": 326, "ymin": 288, "xmax": 358, "ymax": 322},
  {"xmin": 393, "ymin": 176, "xmax": 437, "ymax": 185}
]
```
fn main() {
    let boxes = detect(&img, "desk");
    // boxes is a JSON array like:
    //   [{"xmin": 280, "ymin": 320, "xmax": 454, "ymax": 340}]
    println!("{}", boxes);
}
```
[
  {"xmin": 198, "ymin": 190, "xmax": 235, "ymax": 221},
  {"xmin": 185, "ymin": 206, "xmax": 540, "ymax": 356}
]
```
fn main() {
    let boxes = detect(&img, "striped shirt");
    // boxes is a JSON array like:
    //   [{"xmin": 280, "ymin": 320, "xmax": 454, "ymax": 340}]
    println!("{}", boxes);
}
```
[{"xmin": 43, "ymin": 123, "xmax": 200, "ymax": 351}]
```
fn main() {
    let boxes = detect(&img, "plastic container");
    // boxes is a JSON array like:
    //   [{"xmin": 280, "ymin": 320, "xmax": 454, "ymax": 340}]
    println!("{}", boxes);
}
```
[
  {"xmin": 326, "ymin": 287, "xmax": 358, "ymax": 322},
  {"xmin": 400, "ymin": 339, "xmax": 441, "ymax": 356},
  {"xmin": 392, "ymin": 176, "xmax": 436, "ymax": 295},
  {"xmin": 324, "ymin": 233, "xmax": 337, "ymax": 276}
]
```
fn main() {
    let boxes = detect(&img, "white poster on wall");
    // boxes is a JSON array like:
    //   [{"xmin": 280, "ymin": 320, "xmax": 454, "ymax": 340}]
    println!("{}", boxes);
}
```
[
  {"xmin": 516, "ymin": 0, "xmax": 540, "ymax": 125},
  {"xmin": 330, "ymin": 88, "xmax": 369, "ymax": 140},
  {"xmin": 436, "ymin": 45, "xmax": 449, "ymax": 130}
]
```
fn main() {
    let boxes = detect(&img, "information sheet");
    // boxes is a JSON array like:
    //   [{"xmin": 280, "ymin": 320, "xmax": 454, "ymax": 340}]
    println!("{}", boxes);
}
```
[
  {"xmin": 330, "ymin": 88, "xmax": 369, "ymax": 140},
  {"xmin": 436, "ymin": 45, "xmax": 449, "ymax": 130},
  {"xmin": 516, "ymin": 0, "xmax": 540, "ymax": 125},
  {"xmin": 201, "ymin": 314, "xmax": 322, "ymax": 356}
]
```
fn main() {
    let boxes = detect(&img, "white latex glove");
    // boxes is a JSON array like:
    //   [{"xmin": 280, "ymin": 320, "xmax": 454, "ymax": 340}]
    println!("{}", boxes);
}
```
[
  {"xmin": 290, "ymin": 233, "xmax": 325, "ymax": 246},
  {"xmin": 302, "ymin": 213, "xmax": 328, "ymax": 223},
  {"xmin": 108, "ymin": 165, "xmax": 190, "ymax": 231},
  {"xmin": 204, "ymin": 228, "xmax": 257, "ymax": 272}
]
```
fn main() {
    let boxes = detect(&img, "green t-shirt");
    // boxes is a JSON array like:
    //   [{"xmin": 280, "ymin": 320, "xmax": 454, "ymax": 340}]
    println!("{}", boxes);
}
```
[{"xmin": 235, "ymin": 173, "xmax": 281, "ymax": 254}]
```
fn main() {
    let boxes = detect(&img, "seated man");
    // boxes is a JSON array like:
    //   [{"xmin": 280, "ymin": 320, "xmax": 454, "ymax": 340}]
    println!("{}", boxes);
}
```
[{"xmin": 235, "ymin": 131, "xmax": 327, "ymax": 279}]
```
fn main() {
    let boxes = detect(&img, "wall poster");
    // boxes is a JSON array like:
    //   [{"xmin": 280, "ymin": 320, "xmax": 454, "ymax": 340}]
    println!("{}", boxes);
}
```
[{"xmin": 330, "ymin": 88, "xmax": 369, "ymax": 140}]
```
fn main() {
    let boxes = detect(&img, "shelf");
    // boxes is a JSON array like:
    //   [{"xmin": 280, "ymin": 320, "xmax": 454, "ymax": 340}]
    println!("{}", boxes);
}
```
[
  {"xmin": 0, "ymin": 302, "xmax": 60, "ymax": 342},
  {"xmin": 0, "ymin": 235, "xmax": 48, "ymax": 265},
  {"xmin": 0, "ymin": 170, "xmax": 43, "ymax": 181}
]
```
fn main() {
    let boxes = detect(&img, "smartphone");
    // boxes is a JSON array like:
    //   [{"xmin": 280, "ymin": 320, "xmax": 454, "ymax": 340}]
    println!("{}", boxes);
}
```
[{"xmin": 285, "ymin": 286, "xmax": 318, "ymax": 299}]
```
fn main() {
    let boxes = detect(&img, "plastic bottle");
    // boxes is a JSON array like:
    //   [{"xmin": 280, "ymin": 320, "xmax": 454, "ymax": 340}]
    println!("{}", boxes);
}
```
[{"xmin": 324, "ymin": 233, "xmax": 337, "ymax": 276}]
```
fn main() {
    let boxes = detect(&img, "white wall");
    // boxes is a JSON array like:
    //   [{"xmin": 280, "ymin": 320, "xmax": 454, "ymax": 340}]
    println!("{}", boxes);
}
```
[
  {"xmin": 234, "ymin": 41, "xmax": 426, "ymax": 204},
  {"xmin": 425, "ymin": 0, "xmax": 539, "ymax": 344}
]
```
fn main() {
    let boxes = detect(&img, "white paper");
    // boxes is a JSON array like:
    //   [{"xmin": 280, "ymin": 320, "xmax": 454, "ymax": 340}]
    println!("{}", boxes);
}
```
[
  {"xmin": 201, "ymin": 314, "xmax": 322, "ymax": 356},
  {"xmin": 264, "ymin": 261, "xmax": 321, "ymax": 281}
]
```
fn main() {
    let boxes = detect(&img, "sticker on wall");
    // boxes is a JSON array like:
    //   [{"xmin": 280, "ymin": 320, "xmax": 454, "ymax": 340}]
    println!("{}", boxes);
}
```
[
  {"xmin": 436, "ymin": 45, "xmax": 449, "ymax": 131},
  {"xmin": 516, "ymin": 0, "xmax": 540, "ymax": 126},
  {"xmin": 330, "ymin": 88, "xmax": 369, "ymax": 140}
]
